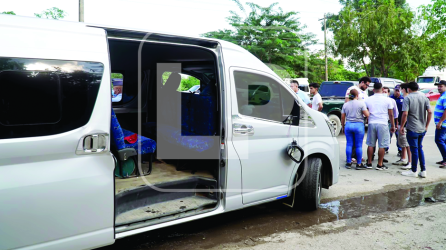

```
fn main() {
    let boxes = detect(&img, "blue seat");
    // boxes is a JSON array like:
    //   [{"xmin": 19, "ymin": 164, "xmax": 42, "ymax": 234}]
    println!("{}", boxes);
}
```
[{"xmin": 111, "ymin": 109, "xmax": 156, "ymax": 177}]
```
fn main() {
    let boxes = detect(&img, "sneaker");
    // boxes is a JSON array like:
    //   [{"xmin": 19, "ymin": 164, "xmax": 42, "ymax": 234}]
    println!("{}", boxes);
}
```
[
  {"xmin": 356, "ymin": 163, "xmax": 368, "ymax": 170},
  {"xmin": 401, "ymin": 170, "xmax": 417, "ymax": 177},
  {"xmin": 383, "ymin": 158, "xmax": 389, "ymax": 163},
  {"xmin": 376, "ymin": 164, "xmax": 388, "ymax": 171},
  {"xmin": 365, "ymin": 163, "xmax": 373, "ymax": 169},
  {"xmin": 401, "ymin": 162, "xmax": 411, "ymax": 170},
  {"xmin": 345, "ymin": 163, "xmax": 352, "ymax": 169},
  {"xmin": 418, "ymin": 171, "xmax": 427, "ymax": 178},
  {"xmin": 392, "ymin": 159, "xmax": 408, "ymax": 166}
]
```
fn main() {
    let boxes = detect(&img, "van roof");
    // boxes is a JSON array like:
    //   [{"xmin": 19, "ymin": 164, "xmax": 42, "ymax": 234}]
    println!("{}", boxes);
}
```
[{"xmin": 0, "ymin": 14, "xmax": 278, "ymax": 80}]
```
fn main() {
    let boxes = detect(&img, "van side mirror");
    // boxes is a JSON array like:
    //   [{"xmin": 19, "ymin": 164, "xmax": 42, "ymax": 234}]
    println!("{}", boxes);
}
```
[{"xmin": 286, "ymin": 141, "xmax": 304, "ymax": 163}]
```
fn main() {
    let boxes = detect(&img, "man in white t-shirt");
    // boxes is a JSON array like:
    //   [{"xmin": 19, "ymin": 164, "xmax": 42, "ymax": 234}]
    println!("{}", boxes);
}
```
[
  {"xmin": 345, "ymin": 77, "xmax": 371, "ymax": 103},
  {"xmin": 365, "ymin": 82, "xmax": 395, "ymax": 170},
  {"xmin": 309, "ymin": 83, "xmax": 323, "ymax": 111}
]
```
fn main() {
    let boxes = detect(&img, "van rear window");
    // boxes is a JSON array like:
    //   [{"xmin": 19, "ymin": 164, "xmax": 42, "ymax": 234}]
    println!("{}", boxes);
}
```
[{"xmin": 0, "ymin": 57, "xmax": 104, "ymax": 139}]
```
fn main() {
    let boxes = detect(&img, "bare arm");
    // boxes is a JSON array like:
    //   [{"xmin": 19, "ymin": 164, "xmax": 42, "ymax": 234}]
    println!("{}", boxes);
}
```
[
  {"xmin": 344, "ymin": 97, "xmax": 349, "ymax": 103},
  {"xmin": 437, "ymin": 110, "xmax": 446, "ymax": 130},
  {"xmin": 318, "ymin": 102, "xmax": 323, "ymax": 112},
  {"xmin": 362, "ymin": 109, "xmax": 370, "ymax": 118},
  {"xmin": 400, "ymin": 111, "xmax": 408, "ymax": 134},
  {"xmin": 341, "ymin": 113, "xmax": 346, "ymax": 131},
  {"xmin": 426, "ymin": 107, "xmax": 432, "ymax": 131},
  {"xmin": 388, "ymin": 109, "xmax": 395, "ymax": 133}
]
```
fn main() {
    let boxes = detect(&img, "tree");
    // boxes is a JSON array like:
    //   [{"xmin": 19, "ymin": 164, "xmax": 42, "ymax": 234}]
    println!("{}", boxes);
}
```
[
  {"xmin": 331, "ymin": 0, "xmax": 420, "ymax": 77},
  {"xmin": 34, "ymin": 7, "xmax": 67, "ymax": 20},
  {"xmin": 1, "ymin": 11, "xmax": 16, "ymax": 15},
  {"xmin": 202, "ymin": 1, "xmax": 316, "ymax": 66}
]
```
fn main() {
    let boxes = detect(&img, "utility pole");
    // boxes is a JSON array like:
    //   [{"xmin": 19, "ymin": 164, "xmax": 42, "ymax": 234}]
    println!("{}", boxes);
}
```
[
  {"xmin": 79, "ymin": 0, "xmax": 84, "ymax": 22},
  {"xmin": 319, "ymin": 14, "xmax": 329, "ymax": 81}
]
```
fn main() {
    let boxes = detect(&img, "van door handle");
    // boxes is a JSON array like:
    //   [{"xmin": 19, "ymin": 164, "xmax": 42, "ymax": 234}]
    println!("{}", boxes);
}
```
[
  {"xmin": 233, "ymin": 123, "xmax": 254, "ymax": 135},
  {"xmin": 76, "ymin": 133, "xmax": 109, "ymax": 155}
]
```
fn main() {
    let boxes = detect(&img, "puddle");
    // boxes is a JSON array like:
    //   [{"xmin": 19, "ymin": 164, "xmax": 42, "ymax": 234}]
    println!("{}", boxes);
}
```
[{"xmin": 102, "ymin": 182, "xmax": 446, "ymax": 250}]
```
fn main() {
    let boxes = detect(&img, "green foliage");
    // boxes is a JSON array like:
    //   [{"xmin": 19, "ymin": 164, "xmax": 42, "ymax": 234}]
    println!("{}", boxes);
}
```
[
  {"xmin": 202, "ymin": 1, "xmax": 361, "ymax": 83},
  {"xmin": 179, "ymin": 76, "xmax": 200, "ymax": 91},
  {"xmin": 111, "ymin": 73, "xmax": 123, "ymax": 79},
  {"xmin": 1, "ymin": 11, "xmax": 16, "ymax": 15},
  {"xmin": 34, "ymin": 7, "xmax": 66, "ymax": 20},
  {"xmin": 330, "ymin": 0, "xmax": 441, "ymax": 80}
]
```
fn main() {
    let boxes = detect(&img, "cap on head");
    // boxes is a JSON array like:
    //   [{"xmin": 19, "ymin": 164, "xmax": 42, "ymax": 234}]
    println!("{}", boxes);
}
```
[
  {"xmin": 435, "ymin": 80, "xmax": 446, "ymax": 86},
  {"xmin": 373, "ymin": 82, "xmax": 382, "ymax": 90},
  {"xmin": 394, "ymin": 84, "xmax": 400, "ymax": 90}
]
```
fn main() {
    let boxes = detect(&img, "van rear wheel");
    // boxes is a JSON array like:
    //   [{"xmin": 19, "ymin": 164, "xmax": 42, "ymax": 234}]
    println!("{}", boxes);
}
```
[{"xmin": 294, "ymin": 157, "xmax": 322, "ymax": 211}]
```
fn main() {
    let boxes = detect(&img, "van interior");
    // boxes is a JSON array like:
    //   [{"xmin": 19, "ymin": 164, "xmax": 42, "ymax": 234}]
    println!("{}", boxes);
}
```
[{"xmin": 107, "ymin": 34, "xmax": 221, "ymax": 232}]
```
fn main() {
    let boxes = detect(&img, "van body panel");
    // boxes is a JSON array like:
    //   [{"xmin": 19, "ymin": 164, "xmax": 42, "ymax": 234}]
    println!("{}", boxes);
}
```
[{"xmin": 0, "ymin": 15, "xmax": 114, "ymax": 250}]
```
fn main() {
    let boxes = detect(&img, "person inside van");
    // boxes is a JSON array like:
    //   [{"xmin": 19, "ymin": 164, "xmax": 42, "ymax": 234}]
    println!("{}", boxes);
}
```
[
  {"xmin": 341, "ymin": 89, "xmax": 370, "ymax": 170},
  {"xmin": 112, "ymin": 79, "xmax": 123, "ymax": 102},
  {"xmin": 309, "ymin": 82, "xmax": 323, "ymax": 111},
  {"xmin": 290, "ymin": 80, "xmax": 310, "ymax": 106}
]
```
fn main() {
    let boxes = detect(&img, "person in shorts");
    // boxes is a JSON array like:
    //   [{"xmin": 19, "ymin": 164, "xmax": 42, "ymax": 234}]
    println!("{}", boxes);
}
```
[
  {"xmin": 365, "ymin": 82, "xmax": 395, "ymax": 170},
  {"xmin": 392, "ymin": 83, "xmax": 412, "ymax": 169}
]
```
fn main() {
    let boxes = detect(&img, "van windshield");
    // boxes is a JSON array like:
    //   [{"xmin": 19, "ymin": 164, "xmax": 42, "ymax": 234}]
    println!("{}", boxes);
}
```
[{"xmin": 418, "ymin": 77, "xmax": 435, "ymax": 83}]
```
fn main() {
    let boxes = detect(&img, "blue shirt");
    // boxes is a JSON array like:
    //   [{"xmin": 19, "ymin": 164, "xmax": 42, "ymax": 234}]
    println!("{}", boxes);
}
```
[
  {"xmin": 434, "ymin": 92, "xmax": 446, "ymax": 128},
  {"xmin": 390, "ymin": 94, "xmax": 404, "ymax": 123},
  {"xmin": 295, "ymin": 90, "xmax": 310, "ymax": 105}
]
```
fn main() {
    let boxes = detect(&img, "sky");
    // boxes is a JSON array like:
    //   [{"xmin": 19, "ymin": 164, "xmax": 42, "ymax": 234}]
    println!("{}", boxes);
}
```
[{"xmin": 0, "ymin": 0, "xmax": 431, "ymax": 52}]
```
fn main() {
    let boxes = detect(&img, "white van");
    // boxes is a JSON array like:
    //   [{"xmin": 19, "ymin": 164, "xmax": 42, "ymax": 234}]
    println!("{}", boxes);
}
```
[{"xmin": 0, "ymin": 15, "xmax": 339, "ymax": 250}]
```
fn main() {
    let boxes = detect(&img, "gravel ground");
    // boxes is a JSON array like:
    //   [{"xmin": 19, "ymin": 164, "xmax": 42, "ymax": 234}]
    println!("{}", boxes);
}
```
[{"xmin": 213, "ymin": 202, "xmax": 446, "ymax": 250}]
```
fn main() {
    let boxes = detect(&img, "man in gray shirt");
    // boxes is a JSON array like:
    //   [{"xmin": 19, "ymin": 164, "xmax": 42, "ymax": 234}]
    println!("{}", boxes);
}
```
[{"xmin": 400, "ymin": 81, "xmax": 432, "ymax": 178}]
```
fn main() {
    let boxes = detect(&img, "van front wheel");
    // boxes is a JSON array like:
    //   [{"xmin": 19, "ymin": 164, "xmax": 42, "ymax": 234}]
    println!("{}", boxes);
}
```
[
  {"xmin": 294, "ymin": 157, "xmax": 322, "ymax": 211},
  {"xmin": 328, "ymin": 114, "xmax": 341, "ymax": 136}
]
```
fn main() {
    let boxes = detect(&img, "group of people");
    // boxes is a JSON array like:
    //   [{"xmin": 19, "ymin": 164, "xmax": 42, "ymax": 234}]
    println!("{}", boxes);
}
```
[
  {"xmin": 340, "ymin": 76, "xmax": 446, "ymax": 178},
  {"xmin": 289, "ymin": 80, "xmax": 323, "ymax": 111}
]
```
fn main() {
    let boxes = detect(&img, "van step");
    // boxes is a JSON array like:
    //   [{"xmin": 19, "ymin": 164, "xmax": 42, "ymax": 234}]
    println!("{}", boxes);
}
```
[{"xmin": 115, "ymin": 196, "xmax": 217, "ymax": 226}]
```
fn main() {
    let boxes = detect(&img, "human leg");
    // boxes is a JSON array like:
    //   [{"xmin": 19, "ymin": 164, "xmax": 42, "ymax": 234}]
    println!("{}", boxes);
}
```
[
  {"xmin": 353, "ymin": 122, "xmax": 365, "ymax": 165},
  {"xmin": 435, "ymin": 127, "xmax": 446, "ymax": 162},
  {"xmin": 418, "ymin": 131, "xmax": 426, "ymax": 172},
  {"xmin": 406, "ymin": 130, "xmax": 419, "ymax": 173},
  {"xmin": 345, "ymin": 123, "xmax": 355, "ymax": 164},
  {"xmin": 366, "ymin": 124, "xmax": 377, "ymax": 165},
  {"xmin": 377, "ymin": 123, "xmax": 391, "ymax": 169}
]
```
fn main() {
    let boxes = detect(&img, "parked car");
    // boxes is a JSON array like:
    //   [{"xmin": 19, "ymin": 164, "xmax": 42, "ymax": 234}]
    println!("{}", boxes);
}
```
[
  {"xmin": 420, "ymin": 88, "xmax": 441, "ymax": 101},
  {"xmin": 318, "ymin": 81, "xmax": 358, "ymax": 136},
  {"xmin": 0, "ymin": 14, "xmax": 339, "ymax": 250},
  {"xmin": 187, "ymin": 84, "xmax": 200, "ymax": 94},
  {"xmin": 368, "ymin": 77, "xmax": 404, "ymax": 96}
]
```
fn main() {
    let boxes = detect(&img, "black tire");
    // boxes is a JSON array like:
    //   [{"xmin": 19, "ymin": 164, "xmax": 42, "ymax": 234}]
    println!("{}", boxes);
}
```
[
  {"xmin": 328, "ymin": 114, "xmax": 342, "ymax": 136},
  {"xmin": 294, "ymin": 157, "xmax": 322, "ymax": 211}
]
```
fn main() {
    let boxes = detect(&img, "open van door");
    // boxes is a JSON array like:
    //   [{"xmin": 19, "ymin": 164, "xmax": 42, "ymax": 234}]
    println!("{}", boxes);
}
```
[{"xmin": 0, "ymin": 16, "xmax": 114, "ymax": 250}]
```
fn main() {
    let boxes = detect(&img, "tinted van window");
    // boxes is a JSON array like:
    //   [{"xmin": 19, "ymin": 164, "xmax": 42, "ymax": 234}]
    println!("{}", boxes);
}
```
[{"xmin": 0, "ymin": 57, "xmax": 104, "ymax": 139}]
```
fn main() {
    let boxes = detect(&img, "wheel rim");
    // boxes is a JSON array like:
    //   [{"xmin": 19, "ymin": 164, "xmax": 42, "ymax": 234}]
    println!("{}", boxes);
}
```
[
  {"xmin": 317, "ymin": 172, "xmax": 322, "ymax": 204},
  {"xmin": 331, "ymin": 120, "xmax": 338, "ymax": 133}
]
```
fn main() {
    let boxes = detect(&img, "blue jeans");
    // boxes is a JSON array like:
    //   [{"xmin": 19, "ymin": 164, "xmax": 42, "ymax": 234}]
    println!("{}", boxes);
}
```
[
  {"xmin": 435, "ymin": 127, "xmax": 446, "ymax": 162},
  {"xmin": 406, "ymin": 130, "xmax": 426, "ymax": 172},
  {"xmin": 345, "ymin": 122, "xmax": 365, "ymax": 164}
]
